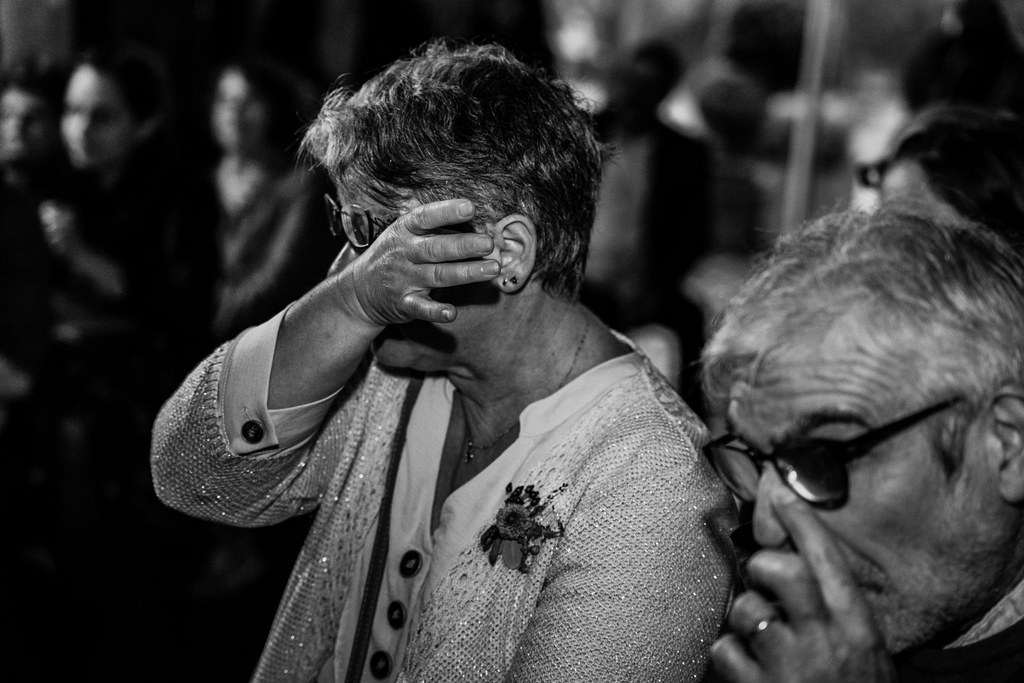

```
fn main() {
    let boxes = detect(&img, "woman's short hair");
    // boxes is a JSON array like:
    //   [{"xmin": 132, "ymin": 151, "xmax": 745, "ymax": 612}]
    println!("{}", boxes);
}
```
[
  {"xmin": 887, "ymin": 104, "xmax": 1024, "ymax": 251},
  {"xmin": 301, "ymin": 40, "xmax": 603, "ymax": 299}
]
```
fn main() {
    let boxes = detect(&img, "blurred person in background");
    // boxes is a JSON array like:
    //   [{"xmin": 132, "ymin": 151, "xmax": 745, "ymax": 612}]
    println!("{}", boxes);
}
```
[
  {"xmin": 0, "ymin": 60, "xmax": 71, "ymax": 204},
  {"xmin": 856, "ymin": 103, "xmax": 1024, "ymax": 251},
  {"xmin": 0, "ymin": 189, "xmax": 48, "ymax": 432},
  {"xmin": 40, "ymin": 43, "xmax": 211, "ymax": 680},
  {"xmin": 0, "ymin": 59, "xmax": 66, "ymax": 680},
  {"xmin": 691, "ymin": 60, "xmax": 768, "ymax": 255},
  {"xmin": 0, "ymin": 69, "xmax": 59, "ymax": 670},
  {"xmin": 0, "ymin": 60, "xmax": 64, "ymax": 433},
  {"xmin": 152, "ymin": 41, "xmax": 734, "ymax": 682},
  {"xmin": 207, "ymin": 56, "xmax": 334, "ymax": 342},
  {"xmin": 183, "ymin": 56, "xmax": 334, "ymax": 628},
  {"xmin": 584, "ymin": 41, "xmax": 712, "ymax": 413},
  {"xmin": 47, "ymin": 43, "xmax": 208, "ymax": 379},
  {"xmin": 0, "ymin": 182, "xmax": 55, "ymax": 682},
  {"xmin": 903, "ymin": 0, "xmax": 1024, "ymax": 118}
]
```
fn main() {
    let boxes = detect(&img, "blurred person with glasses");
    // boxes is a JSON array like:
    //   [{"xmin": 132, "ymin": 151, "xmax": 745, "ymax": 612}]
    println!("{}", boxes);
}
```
[
  {"xmin": 854, "ymin": 103, "xmax": 1024, "ymax": 253},
  {"xmin": 152, "ymin": 41, "xmax": 734, "ymax": 682},
  {"xmin": 701, "ymin": 204, "xmax": 1024, "ymax": 682}
]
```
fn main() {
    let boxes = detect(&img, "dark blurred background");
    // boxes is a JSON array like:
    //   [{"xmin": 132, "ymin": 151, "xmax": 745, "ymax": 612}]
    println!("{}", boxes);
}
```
[{"xmin": 2, "ymin": 1, "xmax": 1022, "ymax": 680}]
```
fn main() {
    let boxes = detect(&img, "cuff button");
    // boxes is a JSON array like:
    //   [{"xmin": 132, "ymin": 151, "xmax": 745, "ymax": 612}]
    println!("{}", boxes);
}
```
[{"xmin": 241, "ymin": 419, "xmax": 266, "ymax": 444}]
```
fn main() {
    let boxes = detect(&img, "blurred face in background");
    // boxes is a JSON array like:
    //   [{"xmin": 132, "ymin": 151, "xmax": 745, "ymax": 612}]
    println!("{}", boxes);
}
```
[
  {"xmin": 856, "ymin": 157, "xmax": 964, "ymax": 225},
  {"xmin": 211, "ymin": 68, "xmax": 271, "ymax": 157},
  {"xmin": 62, "ymin": 64, "xmax": 142, "ymax": 176},
  {"xmin": 0, "ymin": 87, "xmax": 60, "ymax": 165},
  {"xmin": 877, "ymin": 159, "xmax": 963, "ymax": 224}
]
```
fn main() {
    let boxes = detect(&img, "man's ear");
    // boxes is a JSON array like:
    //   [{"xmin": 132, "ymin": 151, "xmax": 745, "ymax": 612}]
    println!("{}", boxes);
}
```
[
  {"xmin": 987, "ymin": 391, "xmax": 1024, "ymax": 503},
  {"xmin": 488, "ymin": 214, "xmax": 536, "ymax": 293}
]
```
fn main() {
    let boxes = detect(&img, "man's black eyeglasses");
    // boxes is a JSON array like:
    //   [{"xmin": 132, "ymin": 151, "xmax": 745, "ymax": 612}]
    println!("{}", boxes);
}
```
[
  {"xmin": 702, "ymin": 398, "xmax": 960, "ymax": 509},
  {"xmin": 324, "ymin": 194, "xmax": 392, "ymax": 249},
  {"xmin": 855, "ymin": 158, "xmax": 890, "ymax": 189}
]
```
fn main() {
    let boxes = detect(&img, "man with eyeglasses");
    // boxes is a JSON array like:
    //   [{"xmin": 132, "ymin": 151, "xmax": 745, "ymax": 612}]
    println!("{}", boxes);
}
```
[{"xmin": 701, "ymin": 204, "xmax": 1024, "ymax": 682}]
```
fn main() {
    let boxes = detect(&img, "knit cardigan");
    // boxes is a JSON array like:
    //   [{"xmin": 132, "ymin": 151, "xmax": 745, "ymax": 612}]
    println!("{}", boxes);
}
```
[{"xmin": 151, "ymin": 342, "xmax": 735, "ymax": 682}]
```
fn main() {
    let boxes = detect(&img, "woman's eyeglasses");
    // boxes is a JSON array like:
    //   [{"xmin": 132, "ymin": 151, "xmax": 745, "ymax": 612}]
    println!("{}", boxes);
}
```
[
  {"xmin": 702, "ymin": 397, "xmax": 960, "ymax": 509},
  {"xmin": 324, "ymin": 194, "xmax": 393, "ymax": 249}
]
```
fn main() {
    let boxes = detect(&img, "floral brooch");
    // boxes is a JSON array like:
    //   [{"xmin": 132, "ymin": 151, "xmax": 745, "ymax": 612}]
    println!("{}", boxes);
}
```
[{"xmin": 480, "ymin": 482, "xmax": 567, "ymax": 573}]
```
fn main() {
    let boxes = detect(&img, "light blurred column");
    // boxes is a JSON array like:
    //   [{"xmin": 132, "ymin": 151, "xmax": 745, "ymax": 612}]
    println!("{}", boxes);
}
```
[{"xmin": 780, "ymin": 0, "xmax": 840, "ymax": 232}]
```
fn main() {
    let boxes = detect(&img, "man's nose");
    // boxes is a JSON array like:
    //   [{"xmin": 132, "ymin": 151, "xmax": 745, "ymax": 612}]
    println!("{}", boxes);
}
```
[{"xmin": 751, "ymin": 464, "xmax": 798, "ymax": 549}]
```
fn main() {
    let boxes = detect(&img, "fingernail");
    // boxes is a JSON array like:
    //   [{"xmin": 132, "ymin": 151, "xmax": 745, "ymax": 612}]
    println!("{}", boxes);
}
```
[
  {"xmin": 482, "ymin": 260, "xmax": 499, "ymax": 275},
  {"xmin": 474, "ymin": 235, "xmax": 493, "ymax": 251},
  {"xmin": 457, "ymin": 201, "xmax": 473, "ymax": 218},
  {"xmin": 441, "ymin": 306, "xmax": 455, "ymax": 321}
]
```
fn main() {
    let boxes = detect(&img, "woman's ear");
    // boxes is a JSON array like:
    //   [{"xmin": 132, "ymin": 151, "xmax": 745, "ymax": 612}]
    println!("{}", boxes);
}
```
[
  {"xmin": 489, "ymin": 214, "xmax": 536, "ymax": 293},
  {"xmin": 987, "ymin": 391, "xmax": 1024, "ymax": 503}
]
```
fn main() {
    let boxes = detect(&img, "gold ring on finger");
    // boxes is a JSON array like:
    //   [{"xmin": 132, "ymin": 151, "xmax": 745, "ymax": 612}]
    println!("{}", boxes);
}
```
[{"xmin": 750, "ymin": 615, "xmax": 779, "ymax": 638}]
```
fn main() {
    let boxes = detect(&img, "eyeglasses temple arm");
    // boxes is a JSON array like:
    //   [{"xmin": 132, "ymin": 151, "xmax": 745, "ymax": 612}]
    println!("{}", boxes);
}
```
[{"xmin": 841, "ymin": 398, "xmax": 960, "ymax": 456}]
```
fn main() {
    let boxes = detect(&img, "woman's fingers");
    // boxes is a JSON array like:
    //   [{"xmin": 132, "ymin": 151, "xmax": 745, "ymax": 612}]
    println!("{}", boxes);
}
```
[
  {"xmin": 419, "ymin": 259, "xmax": 500, "ymax": 289},
  {"xmin": 399, "ymin": 198, "xmax": 475, "ymax": 236},
  {"xmin": 399, "ymin": 293, "xmax": 457, "ymax": 323},
  {"xmin": 395, "ymin": 260, "xmax": 500, "ymax": 323},
  {"xmin": 411, "ymin": 231, "xmax": 494, "ymax": 264}
]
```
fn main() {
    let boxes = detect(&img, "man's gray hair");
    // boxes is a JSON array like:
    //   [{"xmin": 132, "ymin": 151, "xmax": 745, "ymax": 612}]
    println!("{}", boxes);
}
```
[
  {"xmin": 703, "ymin": 206, "xmax": 1024, "ymax": 467},
  {"xmin": 301, "ymin": 40, "xmax": 603, "ymax": 299}
]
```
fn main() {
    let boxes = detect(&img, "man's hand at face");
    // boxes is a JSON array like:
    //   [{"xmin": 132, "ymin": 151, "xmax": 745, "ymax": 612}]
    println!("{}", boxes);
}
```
[{"xmin": 710, "ymin": 495, "xmax": 897, "ymax": 682}]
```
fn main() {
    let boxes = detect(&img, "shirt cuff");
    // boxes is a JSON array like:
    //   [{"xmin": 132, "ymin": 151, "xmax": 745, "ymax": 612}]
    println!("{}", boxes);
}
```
[{"xmin": 220, "ymin": 309, "xmax": 341, "ymax": 455}]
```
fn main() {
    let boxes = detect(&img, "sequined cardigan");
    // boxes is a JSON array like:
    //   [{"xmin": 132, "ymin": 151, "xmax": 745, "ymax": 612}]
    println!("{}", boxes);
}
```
[{"xmin": 152, "ymin": 344, "xmax": 735, "ymax": 682}]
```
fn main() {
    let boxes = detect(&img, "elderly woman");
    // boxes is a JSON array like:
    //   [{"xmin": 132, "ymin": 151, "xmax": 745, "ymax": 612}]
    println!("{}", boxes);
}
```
[{"xmin": 151, "ymin": 42, "xmax": 733, "ymax": 682}]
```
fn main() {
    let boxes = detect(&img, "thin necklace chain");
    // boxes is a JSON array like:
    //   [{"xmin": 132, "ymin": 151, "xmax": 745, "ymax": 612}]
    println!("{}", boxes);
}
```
[{"xmin": 464, "ymin": 324, "xmax": 590, "ymax": 463}]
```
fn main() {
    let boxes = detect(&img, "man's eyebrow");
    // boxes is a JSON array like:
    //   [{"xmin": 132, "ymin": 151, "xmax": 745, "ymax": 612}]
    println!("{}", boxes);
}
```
[{"xmin": 778, "ymin": 408, "xmax": 870, "ymax": 443}]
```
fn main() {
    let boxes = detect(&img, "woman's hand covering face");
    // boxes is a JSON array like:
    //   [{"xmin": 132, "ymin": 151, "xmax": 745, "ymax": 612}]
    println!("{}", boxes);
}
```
[{"xmin": 329, "ymin": 199, "xmax": 501, "ymax": 326}]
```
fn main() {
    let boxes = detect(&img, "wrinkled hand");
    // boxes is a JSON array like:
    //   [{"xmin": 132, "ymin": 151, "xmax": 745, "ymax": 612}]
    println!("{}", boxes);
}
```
[
  {"xmin": 710, "ymin": 497, "xmax": 897, "ymax": 683},
  {"xmin": 332, "ymin": 199, "xmax": 500, "ymax": 326}
]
